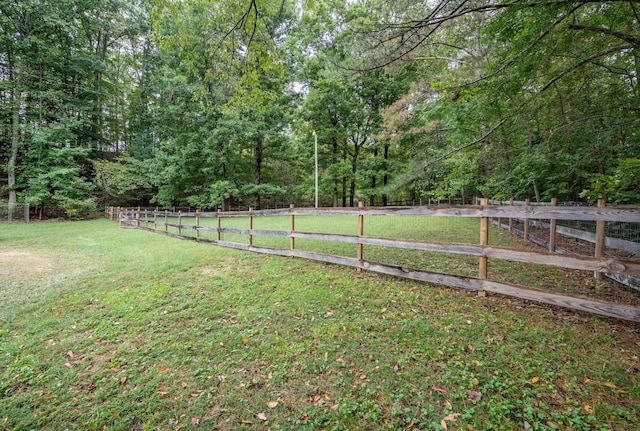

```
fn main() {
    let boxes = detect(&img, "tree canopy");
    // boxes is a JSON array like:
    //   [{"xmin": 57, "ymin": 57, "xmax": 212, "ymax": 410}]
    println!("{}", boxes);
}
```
[{"xmin": 2, "ymin": 0, "xmax": 638, "ymax": 217}]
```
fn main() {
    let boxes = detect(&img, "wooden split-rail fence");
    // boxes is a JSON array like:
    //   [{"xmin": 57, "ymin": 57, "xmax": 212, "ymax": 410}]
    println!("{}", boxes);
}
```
[{"xmin": 106, "ymin": 201, "xmax": 640, "ymax": 322}]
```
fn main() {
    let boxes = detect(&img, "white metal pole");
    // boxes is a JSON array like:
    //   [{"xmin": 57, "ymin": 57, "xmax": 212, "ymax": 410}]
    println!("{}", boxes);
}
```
[{"xmin": 313, "ymin": 130, "xmax": 318, "ymax": 208}]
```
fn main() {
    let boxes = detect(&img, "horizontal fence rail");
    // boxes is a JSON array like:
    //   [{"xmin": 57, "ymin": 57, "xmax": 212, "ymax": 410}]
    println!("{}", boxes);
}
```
[{"xmin": 107, "ymin": 202, "xmax": 640, "ymax": 322}]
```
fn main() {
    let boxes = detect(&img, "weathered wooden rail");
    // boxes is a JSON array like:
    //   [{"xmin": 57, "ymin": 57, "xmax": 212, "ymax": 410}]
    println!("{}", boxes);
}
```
[{"xmin": 107, "ymin": 202, "xmax": 640, "ymax": 322}]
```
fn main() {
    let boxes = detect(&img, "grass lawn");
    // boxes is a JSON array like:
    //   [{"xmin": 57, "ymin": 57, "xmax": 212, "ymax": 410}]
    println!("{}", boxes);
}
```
[{"xmin": 1, "ymin": 219, "xmax": 639, "ymax": 430}]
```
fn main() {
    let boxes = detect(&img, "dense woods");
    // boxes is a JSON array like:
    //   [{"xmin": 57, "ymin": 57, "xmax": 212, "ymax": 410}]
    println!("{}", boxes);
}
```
[{"xmin": 2, "ymin": 0, "xmax": 639, "ymax": 218}]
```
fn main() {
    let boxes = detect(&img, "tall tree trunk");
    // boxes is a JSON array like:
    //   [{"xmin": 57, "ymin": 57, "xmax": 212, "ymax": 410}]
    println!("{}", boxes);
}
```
[
  {"xmin": 8, "ymin": 62, "xmax": 20, "ymax": 222},
  {"xmin": 254, "ymin": 137, "xmax": 263, "ymax": 209},
  {"xmin": 527, "ymin": 124, "xmax": 541, "ymax": 203},
  {"xmin": 370, "ymin": 148, "xmax": 377, "ymax": 206},
  {"xmin": 342, "ymin": 145, "xmax": 347, "ymax": 207},
  {"xmin": 332, "ymin": 135, "xmax": 338, "ymax": 207},
  {"xmin": 350, "ymin": 139, "xmax": 361, "ymax": 208},
  {"xmin": 382, "ymin": 142, "xmax": 389, "ymax": 206}
]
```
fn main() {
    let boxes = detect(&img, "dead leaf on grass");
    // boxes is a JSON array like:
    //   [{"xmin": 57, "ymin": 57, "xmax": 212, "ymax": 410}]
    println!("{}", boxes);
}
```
[
  {"xmin": 466, "ymin": 390, "xmax": 482, "ymax": 401},
  {"xmin": 257, "ymin": 412, "xmax": 267, "ymax": 421},
  {"xmin": 199, "ymin": 267, "xmax": 218, "ymax": 276},
  {"xmin": 267, "ymin": 401, "xmax": 278, "ymax": 409}
]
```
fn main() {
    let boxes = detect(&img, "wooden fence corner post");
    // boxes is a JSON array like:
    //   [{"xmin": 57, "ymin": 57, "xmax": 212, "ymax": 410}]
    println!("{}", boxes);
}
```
[
  {"xmin": 549, "ymin": 197, "xmax": 557, "ymax": 253},
  {"xmin": 178, "ymin": 211, "xmax": 182, "ymax": 236},
  {"xmin": 249, "ymin": 207, "xmax": 253, "ymax": 246},
  {"xmin": 479, "ymin": 198, "xmax": 489, "ymax": 280},
  {"xmin": 290, "ymin": 204, "xmax": 295, "ymax": 251},
  {"xmin": 357, "ymin": 202, "xmax": 364, "ymax": 267},
  {"xmin": 195, "ymin": 210, "xmax": 200, "ymax": 240},
  {"xmin": 523, "ymin": 198, "xmax": 530, "ymax": 241},
  {"xmin": 595, "ymin": 199, "xmax": 606, "ymax": 279},
  {"xmin": 217, "ymin": 209, "xmax": 221, "ymax": 241},
  {"xmin": 164, "ymin": 210, "xmax": 168, "ymax": 233},
  {"xmin": 153, "ymin": 210, "xmax": 157, "ymax": 232},
  {"xmin": 508, "ymin": 198, "xmax": 514, "ymax": 233}
]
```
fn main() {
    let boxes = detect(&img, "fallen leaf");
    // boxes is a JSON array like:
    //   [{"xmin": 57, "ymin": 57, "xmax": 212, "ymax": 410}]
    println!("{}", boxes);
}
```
[
  {"xmin": 240, "ymin": 420, "xmax": 252, "ymax": 424},
  {"xmin": 432, "ymin": 385, "xmax": 448, "ymax": 395},
  {"xmin": 191, "ymin": 418, "xmax": 202, "ymax": 425},
  {"xmin": 67, "ymin": 351, "xmax": 74, "ymax": 359},
  {"xmin": 466, "ymin": 390, "xmax": 482, "ymax": 401},
  {"xmin": 257, "ymin": 412, "xmax": 267, "ymax": 421},
  {"xmin": 120, "ymin": 376, "xmax": 127, "ymax": 384},
  {"xmin": 242, "ymin": 338, "xmax": 249, "ymax": 344},
  {"xmin": 443, "ymin": 413, "xmax": 461, "ymax": 422},
  {"xmin": 360, "ymin": 374, "xmax": 367, "ymax": 379},
  {"xmin": 438, "ymin": 350, "xmax": 445, "ymax": 356},
  {"xmin": 381, "ymin": 308, "xmax": 387, "ymax": 313},
  {"xmin": 441, "ymin": 419, "xmax": 448, "ymax": 431},
  {"xmin": 584, "ymin": 405, "xmax": 593, "ymax": 414},
  {"xmin": 531, "ymin": 376, "xmax": 540, "ymax": 384},
  {"xmin": 159, "ymin": 367, "xmax": 170, "ymax": 373},
  {"xmin": 583, "ymin": 377, "xmax": 591, "ymax": 384},
  {"xmin": 267, "ymin": 401, "xmax": 278, "ymax": 409},
  {"xmin": 603, "ymin": 381, "xmax": 617, "ymax": 388}
]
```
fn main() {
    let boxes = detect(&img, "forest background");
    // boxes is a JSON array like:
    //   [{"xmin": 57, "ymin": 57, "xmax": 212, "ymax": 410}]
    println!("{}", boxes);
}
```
[{"xmin": 1, "ymin": 0, "xmax": 639, "ymax": 218}]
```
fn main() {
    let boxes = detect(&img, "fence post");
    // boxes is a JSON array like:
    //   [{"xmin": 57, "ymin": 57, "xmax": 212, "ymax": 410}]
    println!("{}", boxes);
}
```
[
  {"xmin": 165, "ymin": 210, "xmax": 168, "ymax": 233},
  {"xmin": 249, "ymin": 207, "xmax": 253, "ymax": 246},
  {"xmin": 357, "ymin": 202, "xmax": 364, "ymax": 265},
  {"xmin": 136, "ymin": 208, "xmax": 140, "ymax": 227},
  {"xmin": 523, "ymin": 198, "xmax": 530, "ymax": 241},
  {"xmin": 24, "ymin": 203, "xmax": 29, "ymax": 223},
  {"xmin": 549, "ymin": 197, "xmax": 557, "ymax": 253},
  {"xmin": 290, "ymin": 204, "xmax": 295, "ymax": 251},
  {"xmin": 153, "ymin": 210, "xmax": 157, "ymax": 232},
  {"xmin": 594, "ymin": 199, "xmax": 606, "ymax": 280},
  {"xmin": 144, "ymin": 209, "xmax": 148, "ymax": 228},
  {"xmin": 508, "ymin": 198, "xmax": 513, "ymax": 233},
  {"xmin": 195, "ymin": 210, "xmax": 200, "ymax": 240},
  {"xmin": 479, "ymin": 198, "xmax": 489, "ymax": 280},
  {"xmin": 217, "ymin": 210, "xmax": 221, "ymax": 241},
  {"xmin": 178, "ymin": 211, "xmax": 182, "ymax": 236}
]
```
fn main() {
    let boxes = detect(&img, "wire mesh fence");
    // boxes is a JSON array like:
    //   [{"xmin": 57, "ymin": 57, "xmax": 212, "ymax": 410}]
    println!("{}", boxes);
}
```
[{"xmin": 488, "ymin": 200, "xmax": 640, "ymax": 306}]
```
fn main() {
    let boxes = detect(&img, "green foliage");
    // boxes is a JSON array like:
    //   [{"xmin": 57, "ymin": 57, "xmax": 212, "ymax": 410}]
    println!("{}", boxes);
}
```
[
  {"xmin": 582, "ymin": 158, "xmax": 640, "ymax": 204},
  {"xmin": 2, "ymin": 0, "xmax": 639, "ymax": 214},
  {"xmin": 94, "ymin": 154, "xmax": 154, "ymax": 206},
  {"xmin": 209, "ymin": 180, "xmax": 239, "ymax": 209}
]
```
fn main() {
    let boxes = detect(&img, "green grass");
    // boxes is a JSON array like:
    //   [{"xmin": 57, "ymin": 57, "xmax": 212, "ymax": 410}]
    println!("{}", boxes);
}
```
[{"xmin": 1, "ymin": 219, "xmax": 639, "ymax": 430}]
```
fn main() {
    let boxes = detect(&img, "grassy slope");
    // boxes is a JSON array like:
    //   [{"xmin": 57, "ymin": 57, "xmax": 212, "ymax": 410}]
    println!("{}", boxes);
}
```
[{"xmin": 0, "ymin": 219, "xmax": 639, "ymax": 430}]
